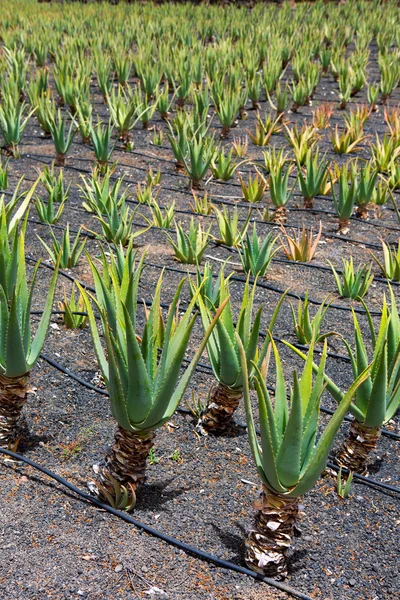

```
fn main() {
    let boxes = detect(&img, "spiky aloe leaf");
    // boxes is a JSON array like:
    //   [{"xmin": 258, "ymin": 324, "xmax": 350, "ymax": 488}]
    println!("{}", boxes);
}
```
[{"xmin": 290, "ymin": 364, "xmax": 371, "ymax": 498}]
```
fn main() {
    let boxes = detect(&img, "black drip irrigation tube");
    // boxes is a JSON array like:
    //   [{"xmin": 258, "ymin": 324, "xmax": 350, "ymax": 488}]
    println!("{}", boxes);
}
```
[
  {"xmin": 20, "ymin": 150, "xmax": 400, "ymax": 235},
  {"xmin": 0, "ymin": 447, "xmax": 314, "ymax": 600},
  {"xmin": 26, "ymin": 197, "xmax": 400, "ymax": 288},
  {"xmin": 16, "ymin": 165, "xmax": 400, "ymax": 260},
  {"xmin": 144, "ymin": 261, "xmax": 384, "ymax": 316},
  {"xmin": 38, "ymin": 351, "xmax": 400, "ymax": 444}
]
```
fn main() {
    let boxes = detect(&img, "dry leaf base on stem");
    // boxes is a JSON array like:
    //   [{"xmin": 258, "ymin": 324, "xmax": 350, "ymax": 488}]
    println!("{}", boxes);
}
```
[
  {"xmin": 246, "ymin": 485, "xmax": 299, "ymax": 579},
  {"xmin": 199, "ymin": 383, "xmax": 243, "ymax": 434},
  {"xmin": 0, "ymin": 374, "xmax": 30, "ymax": 448},
  {"xmin": 91, "ymin": 426, "xmax": 155, "ymax": 505},
  {"xmin": 336, "ymin": 421, "xmax": 381, "ymax": 475}
]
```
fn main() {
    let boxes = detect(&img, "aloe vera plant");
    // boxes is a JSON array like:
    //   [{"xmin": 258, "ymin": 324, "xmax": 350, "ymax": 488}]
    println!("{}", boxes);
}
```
[
  {"xmin": 280, "ymin": 222, "xmax": 322, "ymax": 263},
  {"xmin": 210, "ymin": 148, "xmax": 242, "ymax": 182},
  {"xmin": 213, "ymin": 206, "xmax": 251, "ymax": 248},
  {"xmin": 269, "ymin": 164, "xmax": 295, "ymax": 224},
  {"xmin": 331, "ymin": 165, "xmax": 358, "ymax": 234},
  {"xmin": 80, "ymin": 171, "xmax": 130, "ymax": 215},
  {"xmin": 38, "ymin": 224, "xmax": 87, "ymax": 268},
  {"xmin": 238, "ymin": 336, "xmax": 370, "ymax": 577},
  {"xmin": 81, "ymin": 274, "xmax": 226, "ymax": 509},
  {"xmin": 329, "ymin": 257, "xmax": 373, "ymax": 300},
  {"xmin": 239, "ymin": 170, "xmax": 267, "ymax": 203},
  {"xmin": 287, "ymin": 292, "xmax": 400, "ymax": 474},
  {"xmin": 290, "ymin": 292, "xmax": 333, "ymax": 345},
  {"xmin": 90, "ymin": 120, "xmax": 115, "ymax": 169},
  {"xmin": 239, "ymin": 225, "xmax": 278, "ymax": 277},
  {"xmin": 48, "ymin": 109, "xmax": 76, "ymax": 166},
  {"xmin": 297, "ymin": 150, "xmax": 329, "ymax": 209},
  {"xmin": 145, "ymin": 201, "xmax": 175, "ymax": 229},
  {"xmin": 94, "ymin": 201, "xmax": 148, "ymax": 247},
  {"xmin": 0, "ymin": 99, "xmax": 33, "ymax": 158},
  {"xmin": 58, "ymin": 285, "xmax": 87, "ymax": 330},
  {"xmin": 167, "ymin": 219, "xmax": 210, "ymax": 265},
  {"xmin": 371, "ymin": 239, "xmax": 400, "ymax": 282},
  {"xmin": 35, "ymin": 191, "xmax": 66, "ymax": 225},
  {"xmin": 0, "ymin": 218, "xmax": 59, "ymax": 446},
  {"xmin": 181, "ymin": 134, "xmax": 215, "ymax": 189},
  {"xmin": 354, "ymin": 161, "xmax": 378, "ymax": 219},
  {"xmin": 195, "ymin": 273, "xmax": 285, "ymax": 433}
]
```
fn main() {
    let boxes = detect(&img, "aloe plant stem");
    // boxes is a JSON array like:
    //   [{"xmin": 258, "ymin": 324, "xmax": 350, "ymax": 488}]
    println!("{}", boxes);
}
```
[
  {"xmin": 336, "ymin": 421, "xmax": 381, "ymax": 474},
  {"xmin": 93, "ymin": 426, "xmax": 155, "ymax": 507},
  {"xmin": 272, "ymin": 205, "xmax": 287, "ymax": 224},
  {"xmin": 0, "ymin": 374, "xmax": 29, "ymax": 447},
  {"xmin": 245, "ymin": 485, "xmax": 299, "ymax": 578},
  {"xmin": 200, "ymin": 383, "xmax": 243, "ymax": 433}
]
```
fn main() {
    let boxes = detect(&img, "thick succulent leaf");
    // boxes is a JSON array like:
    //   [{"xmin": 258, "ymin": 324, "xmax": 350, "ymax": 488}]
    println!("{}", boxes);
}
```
[
  {"xmin": 27, "ymin": 259, "xmax": 59, "ymax": 370},
  {"xmin": 270, "ymin": 337, "xmax": 288, "ymax": 440},
  {"xmin": 196, "ymin": 293, "xmax": 220, "ymax": 375},
  {"xmin": 289, "ymin": 365, "xmax": 372, "ymax": 498},
  {"xmin": 352, "ymin": 318, "xmax": 372, "ymax": 416},
  {"xmin": 5, "ymin": 291, "xmax": 27, "ymax": 377},
  {"xmin": 364, "ymin": 342, "xmax": 388, "ymax": 428},
  {"xmin": 78, "ymin": 285, "xmax": 109, "ymax": 379},
  {"xmin": 156, "ymin": 280, "xmax": 196, "ymax": 389},
  {"xmin": 23, "ymin": 260, "xmax": 41, "ymax": 354},
  {"xmin": 255, "ymin": 377, "xmax": 287, "ymax": 493},
  {"xmin": 215, "ymin": 317, "xmax": 241, "ymax": 386},
  {"xmin": 276, "ymin": 373, "xmax": 303, "ymax": 488},
  {"xmin": 103, "ymin": 323, "xmax": 132, "ymax": 431},
  {"xmin": 140, "ymin": 314, "xmax": 197, "ymax": 429},
  {"xmin": 236, "ymin": 335, "xmax": 271, "ymax": 488},
  {"xmin": 245, "ymin": 305, "xmax": 263, "ymax": 366},
  {"xmin": 145, "ymin": 298, "xmax": 229, "ymax": 431},
  {"xmin": 283, "ymin": 341, "xmax": 365, "ymax": 422},
  {"xmin": 122, "ymin": 303, "xmax": 153, "ymax": 424},
  {"xmin": 0, "ymin": 285, "xmax": 8, "ymax": 368}
]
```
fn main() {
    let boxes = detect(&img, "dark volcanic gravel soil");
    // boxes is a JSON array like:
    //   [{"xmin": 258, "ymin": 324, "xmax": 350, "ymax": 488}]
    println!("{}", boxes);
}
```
[{"xmin": 1, "ymin": 19, "xmax": 400, "ymax": 600}]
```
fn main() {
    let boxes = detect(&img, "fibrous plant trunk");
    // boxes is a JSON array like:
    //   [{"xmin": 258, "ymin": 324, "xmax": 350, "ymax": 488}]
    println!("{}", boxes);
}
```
[
  {"xmin": 92, "ymin": 425, "xmax": 155, "ymax": 507},
  {"xmin": 190, "ymin": 178, "xmax": 201, "ymax": 190},
  {"xmin": 338, "ymin": 217, "xmax": 350, "ymax": 235},
  {"xmin": 335, "ymin": 421, "xmax": 381, "ymax": 475},
  {"xmin": 174, "ymin": 160, "xmax": 185, "ymax": 172},
  {"xmin": 303, "ymin": 197, "xmax": 314, "ymax": 209},
  {"xmin": 221, "ymin": 126, "xmax": 231, "ymax": 138},
  {"xmin": 199, "ymin": 382, "xmax": 242, "ymax": 434},
  {"xmin": 246, "ymin": 485, "xmax": 299, "ymax": 579},
  {"xmin": 55, "ymin": 153, "xmax": 65, "ymax": 167},
  {"xmin": 0, "ymin": 374, "xmax": 29, "ymax": 448},
  {"xmin": 356, "ymin": 204, "xmax": 368, "ymax": 219},
  {"xmin": 272, "ymin": 206, "xmax": 287, "ymax": 225}
]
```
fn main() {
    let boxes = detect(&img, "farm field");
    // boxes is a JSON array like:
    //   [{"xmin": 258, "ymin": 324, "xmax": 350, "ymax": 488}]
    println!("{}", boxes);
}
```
[{"xmin": 0, "ymin": 1, "xmax": 399, "ymax": 599}]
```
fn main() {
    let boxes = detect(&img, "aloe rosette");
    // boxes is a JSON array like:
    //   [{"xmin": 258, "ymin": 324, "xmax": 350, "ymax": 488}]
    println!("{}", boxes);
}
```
[
  {"xmin": 0, "ymin": 211, "xmax": 59, "ymax": 446},
  {"xmin": 238, "ymin": 336, "xmax": 371, "ymax": 577},
  {"xmin": 195, "ymin": 272, "xmax": 285, "ymax": 433},
  {"xmin": 81, "ymin": 273, "xmax": 227, "ymax": 510},
  {"xmin": 287, "ymin": 291, "xmax": 400, "ymax": 474}
]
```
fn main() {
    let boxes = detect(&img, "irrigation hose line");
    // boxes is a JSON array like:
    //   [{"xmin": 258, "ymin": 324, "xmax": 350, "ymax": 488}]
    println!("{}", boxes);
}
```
[
  {"xmin": 144, "ymin": 260, "xmax": 384, "ymax": 316},
  {"xmin": 15, "ymin": 171, "xmax": 400, "ymax": 253},
  {"xmin": 0, "ymin": 447, "xmax": 314, "ymax": 600},
  {"xmin": 26, "ymin": 245, "xmax": 386, "ymax": 323},
  {"xmin": 38, "ymin": 351, "xmax": 400, "ymax": 444},
  {"xmin": 22, "ymin": 152, "xmax": 400, "ymax": 235},
  {"xmin": 26, "ymin": 209, "xmax": 400, "ymax": 288}
]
